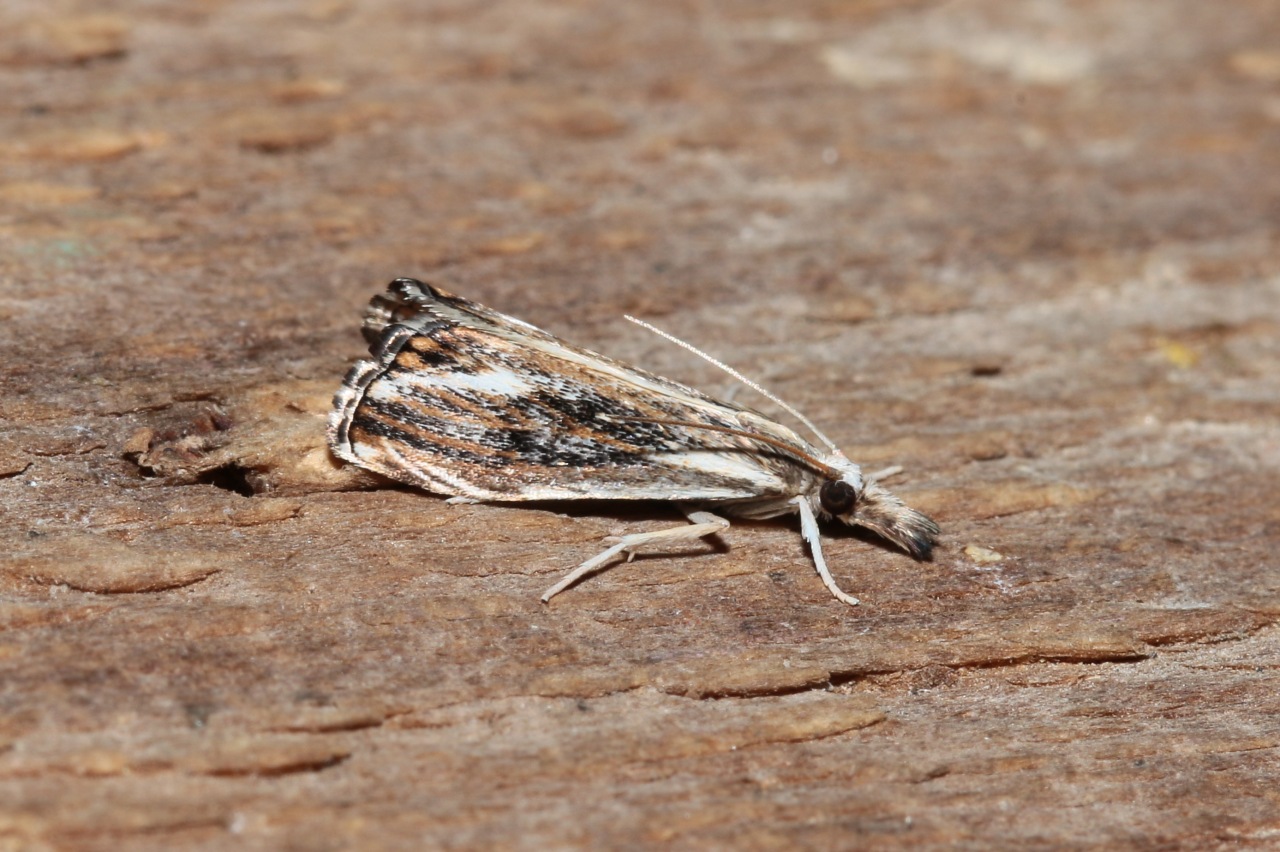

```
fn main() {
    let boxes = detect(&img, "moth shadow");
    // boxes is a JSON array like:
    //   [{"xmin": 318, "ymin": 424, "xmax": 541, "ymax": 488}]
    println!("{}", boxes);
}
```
[
  {"xmin": 519, "ymin": 500, "xmax": 735, "ymax": 554},
  {"xmin": 826, "ymin": 522, "xmax": 938, "ymax": 561},
  {"xmin": 520, "ymin": 500, "xmax": 932, "ymax": 561},
  {"xmin": 414, "ymin": 487, "xmax": 929, "ymax": 561}
]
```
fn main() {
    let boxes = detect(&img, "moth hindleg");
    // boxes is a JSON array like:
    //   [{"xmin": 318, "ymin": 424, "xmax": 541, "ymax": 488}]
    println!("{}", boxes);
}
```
[{"xmin": 541, "ymin": 508, "xmax": 730, "ymax": 602}]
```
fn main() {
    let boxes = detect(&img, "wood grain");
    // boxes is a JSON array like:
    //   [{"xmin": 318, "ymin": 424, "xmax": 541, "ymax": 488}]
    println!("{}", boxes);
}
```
[{"xmin": 2, "ymin": 1, "xmax": 1279, "ymax": 848}]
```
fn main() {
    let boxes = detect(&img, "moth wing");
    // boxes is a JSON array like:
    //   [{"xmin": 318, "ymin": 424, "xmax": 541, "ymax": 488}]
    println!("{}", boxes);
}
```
[{"xmin": 329, "ymin": 279, "xmax": 819, "ymax": 502}]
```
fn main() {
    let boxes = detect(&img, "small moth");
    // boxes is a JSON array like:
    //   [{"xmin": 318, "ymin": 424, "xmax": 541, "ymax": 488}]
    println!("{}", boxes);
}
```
[{"xmin": 329, "ymin": 278, "xmax": 939, "ymax": 606}]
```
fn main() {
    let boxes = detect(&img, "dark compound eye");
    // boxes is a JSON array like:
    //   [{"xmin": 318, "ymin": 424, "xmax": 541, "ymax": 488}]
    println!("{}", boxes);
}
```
[{"xmin": 819, "ymin": 479, "xmax": 858, "ymax": 515}]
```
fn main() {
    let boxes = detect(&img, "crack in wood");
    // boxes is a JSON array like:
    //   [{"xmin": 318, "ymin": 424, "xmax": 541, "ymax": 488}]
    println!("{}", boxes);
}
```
[{"xmin": 200, "ymin": 752, "xmax": 351, "ymax": 778}]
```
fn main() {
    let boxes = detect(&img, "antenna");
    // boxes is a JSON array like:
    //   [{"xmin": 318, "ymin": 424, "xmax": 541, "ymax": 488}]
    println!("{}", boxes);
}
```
[{"xmin": 624, "ymin": 315, "xmax": 840, "ymax": 454}]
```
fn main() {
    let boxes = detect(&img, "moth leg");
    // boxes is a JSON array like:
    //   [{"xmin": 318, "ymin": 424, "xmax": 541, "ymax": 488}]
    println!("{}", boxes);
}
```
[
  {"xmin": 793, "ymin": 496, "xmax": 861, "ymax": 607},
  {"xmin": 867, "ymin": 465, "xmax": 903, "ymax": 483},
  {"xmin": 445, "ymin": 496, "xmax": 480, "ymax": 505},
  {"xmin": 540, "ymin": 509, "xmax": 730, "ymax": 603}
]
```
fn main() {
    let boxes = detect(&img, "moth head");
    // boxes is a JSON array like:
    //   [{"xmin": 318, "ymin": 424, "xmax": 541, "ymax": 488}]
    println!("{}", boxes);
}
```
[{"xmin": 818, "ymin": 476, "xmax": 939, "ymax": 560}]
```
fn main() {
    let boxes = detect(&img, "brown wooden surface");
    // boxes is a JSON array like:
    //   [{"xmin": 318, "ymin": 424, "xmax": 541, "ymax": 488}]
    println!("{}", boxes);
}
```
[{"xmin": 3, "ymin": 1, "xmax": 1280, "ymax": 849}]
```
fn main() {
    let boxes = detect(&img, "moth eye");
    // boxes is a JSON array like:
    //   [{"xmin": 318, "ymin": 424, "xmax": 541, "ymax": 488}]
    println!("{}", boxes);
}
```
[{"xmin": 819, "ymin": 480, "xmax": 858, "ymax": 515}]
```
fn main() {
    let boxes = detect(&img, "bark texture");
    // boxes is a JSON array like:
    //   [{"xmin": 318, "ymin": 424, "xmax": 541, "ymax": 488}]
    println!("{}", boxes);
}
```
[{"xmin": 2, "ymin": 1, "xmax": 1279, "ymax": 848}]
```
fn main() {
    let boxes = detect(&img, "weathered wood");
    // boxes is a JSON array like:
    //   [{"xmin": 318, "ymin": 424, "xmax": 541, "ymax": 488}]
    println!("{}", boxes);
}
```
[{"xmin": 3, "ymin": 1, "xmax": 1279, "ymax": 848}]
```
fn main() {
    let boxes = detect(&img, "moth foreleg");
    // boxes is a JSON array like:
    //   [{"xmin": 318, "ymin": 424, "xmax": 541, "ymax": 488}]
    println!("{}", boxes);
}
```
[
  {"xmin": 540, "ymin": 508, "xmax": 730, "ymax": 603},
  {"xmin": 793, "ymin": 495, "xmax": 861, "ymax": 607}
]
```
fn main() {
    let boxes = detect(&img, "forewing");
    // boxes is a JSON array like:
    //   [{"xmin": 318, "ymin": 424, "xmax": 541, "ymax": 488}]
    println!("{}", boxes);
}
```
[{"xmin": 329, "ymin": 280, "xmax": 819, "ymax": 502}]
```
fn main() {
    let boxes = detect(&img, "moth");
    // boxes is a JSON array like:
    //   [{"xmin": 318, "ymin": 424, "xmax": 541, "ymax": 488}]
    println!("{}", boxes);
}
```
[{"xmin": 329, "ymin": 278, "xmax": 939, "ymax": 606}]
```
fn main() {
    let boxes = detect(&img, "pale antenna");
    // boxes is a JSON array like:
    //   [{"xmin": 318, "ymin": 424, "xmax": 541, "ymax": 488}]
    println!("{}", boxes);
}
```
[{"xmin": 625, "ymin": 315, "xmax": 841, "ymax": 454}]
